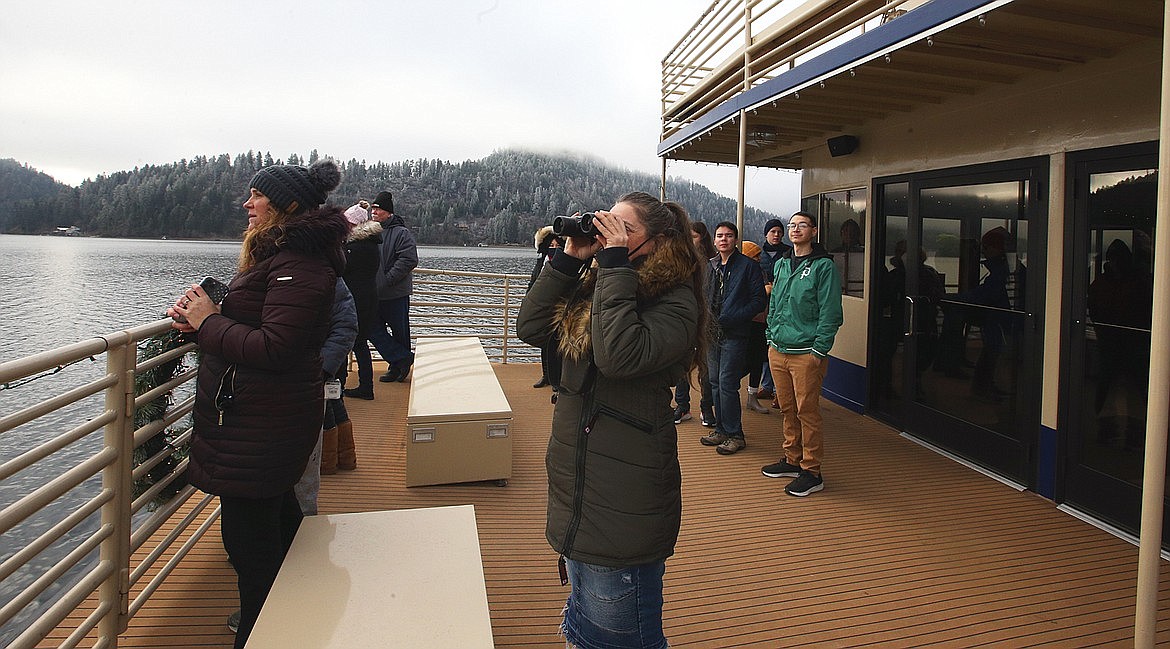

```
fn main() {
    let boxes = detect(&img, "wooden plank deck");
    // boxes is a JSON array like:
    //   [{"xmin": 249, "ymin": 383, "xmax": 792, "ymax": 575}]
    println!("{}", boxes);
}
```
[{"xmin": 59, "ymin": 362, "xmax": 1170, "ymax": 648}]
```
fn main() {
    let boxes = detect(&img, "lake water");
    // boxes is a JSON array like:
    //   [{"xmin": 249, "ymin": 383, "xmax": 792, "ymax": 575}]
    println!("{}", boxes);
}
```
[
  {"xmin": 0, "ymin": 234, "xmax": 536, "ymax": 362},
  {"xmin": 0, "ymin": 234, "xmax": 535, "ymax": 645}
]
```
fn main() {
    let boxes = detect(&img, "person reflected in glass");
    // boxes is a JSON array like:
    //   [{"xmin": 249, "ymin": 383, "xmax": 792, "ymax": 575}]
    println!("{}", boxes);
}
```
[
  {"xmin": 879, "ymin": 240, "xmax": 944, "ymax": 399},
  {"xmin": 516, "ymin": 192, "xmax": 707, "ymax": 649},
  {"xmin": 967, "ymin": 227, "xmax": 1012, "ymax": 401},
  {"xmin": 1087, "ymin": 238, "xmax": 1153, "ymax": 448}
]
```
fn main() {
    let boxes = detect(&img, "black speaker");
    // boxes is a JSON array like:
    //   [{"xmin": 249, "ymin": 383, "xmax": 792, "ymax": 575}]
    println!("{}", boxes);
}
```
[{"xmin": 827, "ymin": 135, "xmax": 859, "ymax": 157}]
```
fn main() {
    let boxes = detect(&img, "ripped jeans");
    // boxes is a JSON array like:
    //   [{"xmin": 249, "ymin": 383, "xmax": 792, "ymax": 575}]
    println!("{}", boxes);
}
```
[{"xmin": 562, "ymin": 559, "xmax": 669, "ymax": 649}]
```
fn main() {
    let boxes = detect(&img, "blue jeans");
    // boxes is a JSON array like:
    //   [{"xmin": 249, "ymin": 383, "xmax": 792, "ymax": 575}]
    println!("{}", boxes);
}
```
[
  {"xmin": 562, "ymin": 559, "xmax": 668, "ymax": 649},
  {"xmin": 367, "ymin": 296, "xmax": 413, "ymax": 366},
  {"xmin": 760, "ymin": 360, "xmax": 775, "ymax": 394},
  {"xmin": 708, "ymin": 337, "xmax": 747, "ymax": 438}
]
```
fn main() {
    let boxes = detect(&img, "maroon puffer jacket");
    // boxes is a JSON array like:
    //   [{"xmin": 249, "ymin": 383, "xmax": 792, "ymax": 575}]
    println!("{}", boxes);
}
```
[{"xmin": 186, "ymin": 207, "xmax": 348, "ymax": 499}]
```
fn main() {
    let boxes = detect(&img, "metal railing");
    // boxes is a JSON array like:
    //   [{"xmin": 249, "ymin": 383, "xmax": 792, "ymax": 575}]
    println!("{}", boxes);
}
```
[
  {"xmin": 409, "ymin": 268, "xmax": 537, "ymax": 363},
  {"xmin": 0, "ymin": 319, "xmax": 209, "ymax": 649},
  {"xmin": 661, "ymin": 0, "xmax": 917, "ymax": 139},
  {"xmin": 0, "ymin": 268, "xmax": 532, "ymax": 647}
]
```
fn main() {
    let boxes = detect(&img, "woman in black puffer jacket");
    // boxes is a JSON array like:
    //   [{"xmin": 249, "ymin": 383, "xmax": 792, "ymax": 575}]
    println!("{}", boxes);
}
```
[
  {"xmin": 168, "ymin": 159, "xmax": 347, "ymax": 648},
  {"xmin": 340, "ymin": 205, "xmax": 383, "ymax": 400}
]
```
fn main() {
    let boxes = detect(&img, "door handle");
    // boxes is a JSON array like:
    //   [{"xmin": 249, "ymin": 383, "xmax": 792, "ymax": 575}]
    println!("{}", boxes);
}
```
[{"xmin": 904, "ymin": 296, "xmax": 916, "ymax": 337}]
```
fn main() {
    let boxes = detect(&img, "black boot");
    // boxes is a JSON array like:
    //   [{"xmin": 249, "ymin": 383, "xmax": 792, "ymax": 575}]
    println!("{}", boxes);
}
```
[
  {"xmin": 378, "ymin": 366, "xmax": 397, "ymax": 383},
  {"xmin": 344, "ymin": 386, "xmax": 374, "ymax": 400},
  {"xmin": 533, "ymin": 376, "xmax": 549, "ymax": 388}
]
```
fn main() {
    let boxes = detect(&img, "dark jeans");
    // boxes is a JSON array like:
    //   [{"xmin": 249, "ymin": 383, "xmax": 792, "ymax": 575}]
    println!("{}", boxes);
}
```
[
  {"xmin": 708, "ymin": 337, "xmax": 748, "ymax": 438},
  {"xmin": 367, "ymin": 296, "xmax": 414, "ymax": 367},
  {"xmin": 674, "ymin": 373, "xmax": 712, "ymax": 413},
  {"xmin": 219, "ymin": 490, "xmax": 303, "ymax": 649},
  {"xmin": 350, "ymin": 336, "xmax": 373, "ymax": 388}
]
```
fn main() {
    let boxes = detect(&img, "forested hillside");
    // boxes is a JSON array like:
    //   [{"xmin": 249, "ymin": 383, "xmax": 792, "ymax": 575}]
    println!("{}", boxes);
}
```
[{"xmin": 0, "ymin": 150, "xmax": 779, "ymax": 244}]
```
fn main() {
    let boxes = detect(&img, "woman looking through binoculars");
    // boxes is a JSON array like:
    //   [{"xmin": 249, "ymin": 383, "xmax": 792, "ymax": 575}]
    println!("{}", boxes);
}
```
[{"xmin": 517, "ymin": 191, "xmax": 708, "ymax": 649}]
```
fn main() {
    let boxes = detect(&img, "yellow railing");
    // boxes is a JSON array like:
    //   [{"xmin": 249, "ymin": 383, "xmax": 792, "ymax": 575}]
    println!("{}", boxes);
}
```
[
  {"xmin": 0, "ymin": 268, "xmax": 532, "ymax": 647},
  {"xmin": 661, "ymin": 0, "xmax": 913, "ymax": 141}
]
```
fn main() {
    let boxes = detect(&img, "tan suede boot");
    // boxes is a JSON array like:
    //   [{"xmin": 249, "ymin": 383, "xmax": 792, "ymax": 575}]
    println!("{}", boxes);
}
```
[
  {"xmin": 321, "ymin": 427, "xmax": 339, "ymax": 475},
  {"xmin": 336, "ymin": 420, "xmax": 357, "ymax": 471}
]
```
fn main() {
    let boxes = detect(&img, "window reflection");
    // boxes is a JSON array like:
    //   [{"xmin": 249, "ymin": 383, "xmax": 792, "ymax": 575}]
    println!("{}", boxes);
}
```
[
  {"xmin": 821, "ymin": 188, "xmax": 867, "ymax": 298},
  {"xmin": 915, "ymin": 182, "xmax": 1028, "ymax": 439},
  {"xmin": 1080, "ymin": 169, "xmax": 1156, "ymax": 486}
]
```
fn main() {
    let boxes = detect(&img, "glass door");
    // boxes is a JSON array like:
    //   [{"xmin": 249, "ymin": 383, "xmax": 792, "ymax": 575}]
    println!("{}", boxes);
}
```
[
  {"xmin": 1064, "ymin": 144, "xmax": 1164, "ymax": 539},
  {"xmin": 872, "ymin": 162, "xmax": 1044, "ymax": 484}
]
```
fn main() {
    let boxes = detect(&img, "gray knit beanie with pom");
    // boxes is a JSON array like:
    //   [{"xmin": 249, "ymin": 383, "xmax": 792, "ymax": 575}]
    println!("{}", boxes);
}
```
[{"xmin": 250, "ymin": 159, "xmax": 342, "ymax": 214}]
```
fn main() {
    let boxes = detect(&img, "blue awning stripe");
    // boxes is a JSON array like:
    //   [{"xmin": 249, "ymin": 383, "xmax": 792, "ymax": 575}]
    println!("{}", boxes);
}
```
[{"xmin": 657, "ymin": 0, "xmax": 1014, "ymax": 157}]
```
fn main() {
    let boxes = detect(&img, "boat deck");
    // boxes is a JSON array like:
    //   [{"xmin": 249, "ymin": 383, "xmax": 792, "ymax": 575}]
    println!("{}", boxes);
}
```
[{"xmin": 53, "ymin": 362, "xmax": 1170, "ymax": 647}]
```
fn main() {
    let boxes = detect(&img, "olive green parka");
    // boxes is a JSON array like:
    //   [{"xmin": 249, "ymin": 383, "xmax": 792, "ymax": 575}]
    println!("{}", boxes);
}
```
[{"xmin": 516, "ymin": 245, "xmax": 699, "ymax": 567}]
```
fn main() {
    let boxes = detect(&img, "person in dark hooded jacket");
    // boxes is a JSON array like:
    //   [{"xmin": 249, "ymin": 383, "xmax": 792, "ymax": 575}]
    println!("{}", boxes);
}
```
[
  {"xmin": 517, "ymin": 192, "xmax": 708, "ymax": 649},
  {"xmin": 340, "ymin": 202, "xmax": 383, "ymax": 400},
  {"xmin": 529, "ymin": 225, "xmax": 562, "ymax": 389},
  {"xmin": 368, "ymin": 191, "xmax": 419, "ymax": 383},
  {"xmin": 168, "ymin": 159, "xmax": 347, "ymax": 648}
]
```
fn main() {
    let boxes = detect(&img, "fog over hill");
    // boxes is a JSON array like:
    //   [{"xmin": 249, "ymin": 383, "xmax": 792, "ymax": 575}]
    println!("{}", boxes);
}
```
[{"xmin": 0, "ymin": 150, "xmax": 779, "ymax": 244}]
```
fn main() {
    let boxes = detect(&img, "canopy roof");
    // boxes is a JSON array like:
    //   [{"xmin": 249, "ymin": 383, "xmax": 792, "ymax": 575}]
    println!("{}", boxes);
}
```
[{"xmin": 658, "ymin": 0, "xmax": 1163, "ymax": 169}]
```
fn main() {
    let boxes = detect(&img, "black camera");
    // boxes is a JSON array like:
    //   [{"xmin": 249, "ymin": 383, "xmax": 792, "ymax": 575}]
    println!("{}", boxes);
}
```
[{"xmin": 552, "ymin": 212, "xmax": 598, "ymax": 238}]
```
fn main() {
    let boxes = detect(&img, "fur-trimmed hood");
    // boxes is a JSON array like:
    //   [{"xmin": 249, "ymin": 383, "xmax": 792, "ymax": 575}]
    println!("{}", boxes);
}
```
[
  {"xmin": 534, "ymin": 225, "xmax": 558, "ymax": 252},
  {"xmin": 347, "ymin": 219, "xmax": 383, "ymax": 243},
  {"xmin": 251, "ymin": 205, "xmax": 349, "ymax": 274},
  {"xmin": 554, "ymin": 243, "xmax": 696, "ymax": 362}
]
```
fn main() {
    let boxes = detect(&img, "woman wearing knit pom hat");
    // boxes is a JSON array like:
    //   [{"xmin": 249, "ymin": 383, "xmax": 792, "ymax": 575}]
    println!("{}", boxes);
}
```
[{"xmin": 166, "ymin": 158, "xmax": 349, "ymax": 648}]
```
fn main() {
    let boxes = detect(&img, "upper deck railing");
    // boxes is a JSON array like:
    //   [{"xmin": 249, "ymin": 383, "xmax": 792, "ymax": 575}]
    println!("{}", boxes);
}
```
[
  {"xmin": 661, "ymin": 0, "xmax": 922, "ymax": 142},
  {"xmin": 0, "ymin": 268, "xmax": 532, "ymax": 647}
]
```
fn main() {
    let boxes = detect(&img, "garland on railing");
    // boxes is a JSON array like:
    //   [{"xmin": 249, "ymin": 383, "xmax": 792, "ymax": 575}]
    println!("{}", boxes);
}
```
[{"xmin": 131, "ymin": 330, "xmax": 193, "ymax": 509}]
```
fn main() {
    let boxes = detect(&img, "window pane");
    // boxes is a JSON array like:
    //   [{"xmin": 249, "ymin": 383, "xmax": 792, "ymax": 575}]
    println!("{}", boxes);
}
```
[{"xmin": 822, "ymin": 188, "xmax": 867, "ymax": 297}]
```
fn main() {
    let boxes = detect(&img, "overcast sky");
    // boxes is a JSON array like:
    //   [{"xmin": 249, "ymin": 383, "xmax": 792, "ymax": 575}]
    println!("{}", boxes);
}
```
[{"xmin": 1, "ymin": 0, "xmax": 802, "ymax": 216}]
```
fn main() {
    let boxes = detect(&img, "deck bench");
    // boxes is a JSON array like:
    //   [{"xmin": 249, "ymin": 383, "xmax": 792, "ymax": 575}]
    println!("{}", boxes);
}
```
[
  {"xmin": 246, "ymin": 505, "xmax": 495, "ymax": 648},
  {"xmin": 404, "ymin": 337, "xmax": 513, "ymax": 487}
]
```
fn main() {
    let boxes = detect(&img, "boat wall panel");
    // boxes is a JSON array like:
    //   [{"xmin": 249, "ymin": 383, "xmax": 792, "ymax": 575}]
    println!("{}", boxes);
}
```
[{"xmin": 795, "ymin": 39, "xmax": 1160, "ymax": 426}]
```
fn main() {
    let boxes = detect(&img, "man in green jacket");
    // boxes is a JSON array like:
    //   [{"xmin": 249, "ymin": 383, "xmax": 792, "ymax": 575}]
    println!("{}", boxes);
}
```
[{"xmin": 761, "ymin": 211, "xmax": 844, "ymax": 497}]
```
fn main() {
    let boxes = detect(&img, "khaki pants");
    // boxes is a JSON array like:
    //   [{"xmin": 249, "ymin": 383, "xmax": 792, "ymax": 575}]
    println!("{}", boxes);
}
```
[{"xmin": 768, "ymin": 349, "xmax": 827, "ymax": 475}]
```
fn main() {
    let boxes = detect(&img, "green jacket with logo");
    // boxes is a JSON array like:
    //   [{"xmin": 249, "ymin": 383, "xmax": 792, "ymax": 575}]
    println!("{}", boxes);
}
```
[
  {"xmin": 516, "ymin": 245, "xmax": 698, "ymax": 567},
  {"xmin": 766, "ymin": 243, "xmax": 844, "ymax": 358}
]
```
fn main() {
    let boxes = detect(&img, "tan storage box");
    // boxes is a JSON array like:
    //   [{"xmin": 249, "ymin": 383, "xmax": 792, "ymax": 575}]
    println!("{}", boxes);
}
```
[
  {"xmin": 247, "ymin": 505, "xmax": 494, "ymax": 648},
  {"xmin": 405, "ymin": 337, "xmax": 512, "ymax": 487}
]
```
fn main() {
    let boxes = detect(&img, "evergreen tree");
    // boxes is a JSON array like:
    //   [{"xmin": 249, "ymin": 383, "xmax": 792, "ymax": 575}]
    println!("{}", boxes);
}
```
[{"xmin": 0, "ymin": 150, "xmax": 781, "ymax": 242}]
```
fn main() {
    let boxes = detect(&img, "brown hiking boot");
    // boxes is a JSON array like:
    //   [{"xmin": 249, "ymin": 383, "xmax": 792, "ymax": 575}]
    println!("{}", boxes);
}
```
[
  {"xmin": 699, "ymin": 431, "xmax": 728, "ymax": 446},
  {"xmin": 716, "ymin": 437, "xmax": 746, "ymax": 455}
]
